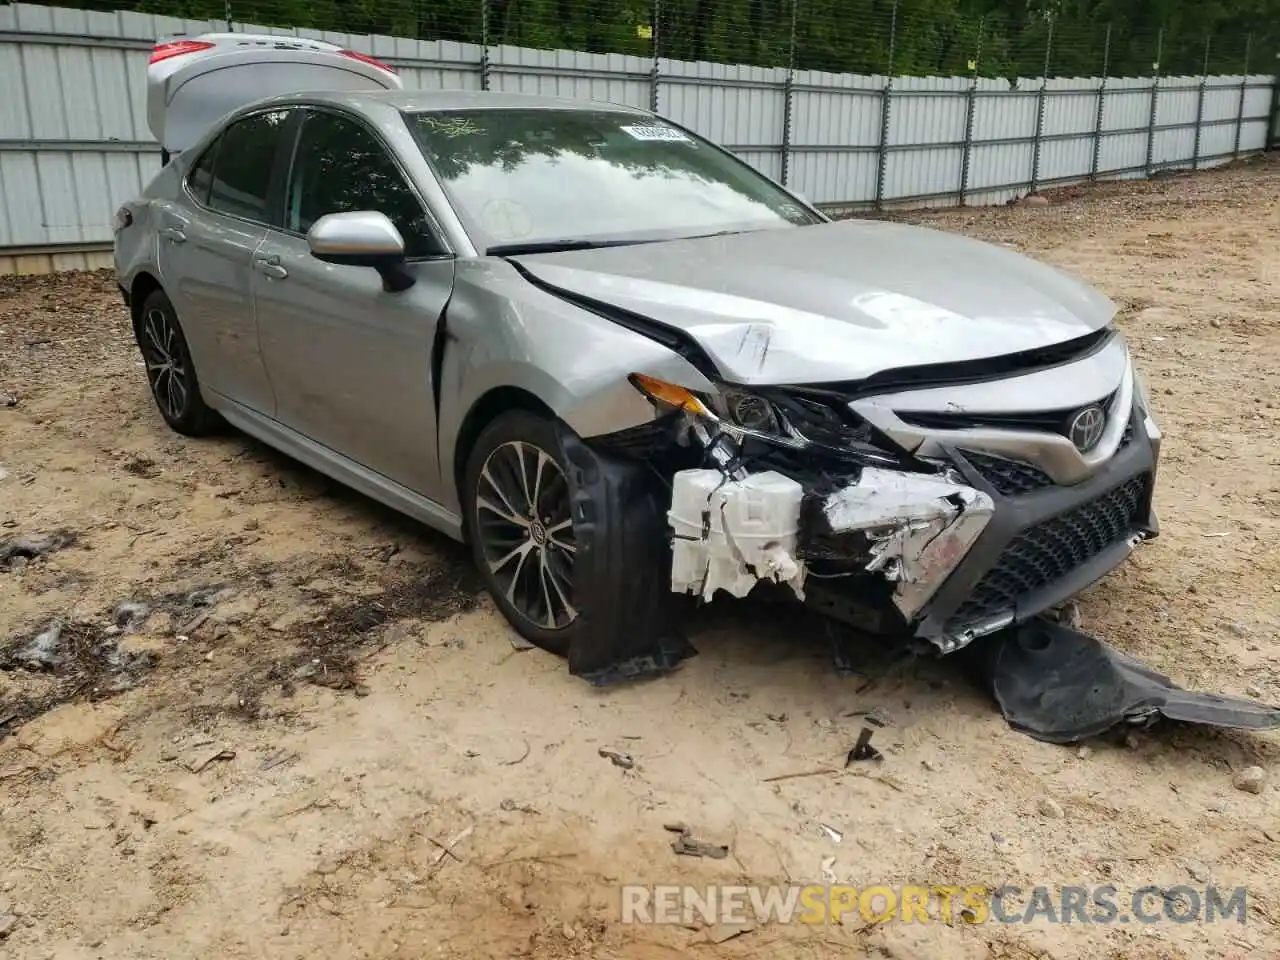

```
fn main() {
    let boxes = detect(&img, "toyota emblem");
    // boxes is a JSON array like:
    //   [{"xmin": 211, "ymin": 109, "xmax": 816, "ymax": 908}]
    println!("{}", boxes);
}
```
[{"xmin": 1068, "ymin": 405, "xmax": 1107, "ymax": 451}]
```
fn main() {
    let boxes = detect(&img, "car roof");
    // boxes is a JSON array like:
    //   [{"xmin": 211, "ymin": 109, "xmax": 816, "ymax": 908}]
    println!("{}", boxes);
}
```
[{"xmin": 251, "ymin": 88, "xmax": 653, "ymax": 116}]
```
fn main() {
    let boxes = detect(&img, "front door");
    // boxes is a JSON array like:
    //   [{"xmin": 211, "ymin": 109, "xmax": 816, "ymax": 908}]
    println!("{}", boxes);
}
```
[
  {"xmin": 252, "ymin": 107, "xmax": 455, "ymax": 501},
  {"xmin": 157, "ymin": 108, "xmax": 292, "ymax": 416}
]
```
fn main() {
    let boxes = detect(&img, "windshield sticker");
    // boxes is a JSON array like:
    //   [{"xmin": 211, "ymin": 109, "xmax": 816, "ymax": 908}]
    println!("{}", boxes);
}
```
[
  {"xmin": 418, "ymin": 116, "xmax": 483, "ymax": 138},
  {"xmin": 620, "ymin": 123, "xmax": 691, "ymax": 142}
]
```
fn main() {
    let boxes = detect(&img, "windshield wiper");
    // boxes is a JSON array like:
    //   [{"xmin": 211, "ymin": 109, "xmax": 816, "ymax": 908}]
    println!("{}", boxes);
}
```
[{"xmin": 485, "ymin": 238, "xmax": 652, "ymax": 257}]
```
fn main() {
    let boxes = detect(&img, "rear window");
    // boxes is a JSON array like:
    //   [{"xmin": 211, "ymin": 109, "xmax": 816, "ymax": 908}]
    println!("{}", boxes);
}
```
[{"xmin": 204, "ymin": 109, "xmax": 290, "ymax": 222}]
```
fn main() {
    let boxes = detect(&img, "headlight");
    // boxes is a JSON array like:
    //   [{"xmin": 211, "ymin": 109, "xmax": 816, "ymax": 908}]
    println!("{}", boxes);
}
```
[
  {"xmin": 710, "ymin": 386, "xmax": 787, "ymax": 434},
  {"xmin": 629, "ymin": 374, "xmax": 890, "ymax": 459},
  {"xmin": 629, "ymin": 373, "xmax": 787, "ymax": 439}
]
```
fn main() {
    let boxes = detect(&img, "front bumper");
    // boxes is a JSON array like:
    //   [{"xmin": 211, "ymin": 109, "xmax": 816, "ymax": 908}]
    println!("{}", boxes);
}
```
[
  {"xmin": 904, "ymin": 413, "xmax": 1157, "ymax": 651},
  {"xmin": 669, "ymin": 405, "xmax": 1159, "ymax": 654}
]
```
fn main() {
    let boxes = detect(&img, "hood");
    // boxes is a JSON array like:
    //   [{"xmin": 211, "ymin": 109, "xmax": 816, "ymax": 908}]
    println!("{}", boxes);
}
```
[{"xmin": 510, "ymin": 220, "xmax": 1117, "ymax": 385}]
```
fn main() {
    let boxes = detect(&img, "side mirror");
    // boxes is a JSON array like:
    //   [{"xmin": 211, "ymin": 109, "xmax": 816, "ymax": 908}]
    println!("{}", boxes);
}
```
[{"xmin": 307, "ymin": 211, "xmax": 415, "ymax": 292}]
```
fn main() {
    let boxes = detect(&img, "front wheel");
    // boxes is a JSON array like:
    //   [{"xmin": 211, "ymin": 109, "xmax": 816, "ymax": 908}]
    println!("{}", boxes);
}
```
[
  {"xmin": 134, "ymin": 289, "xmax": 221, "ymax": 436},
  {"xmin": 462, "ymin": 411, "xmax": 579, "ymax": 655}
]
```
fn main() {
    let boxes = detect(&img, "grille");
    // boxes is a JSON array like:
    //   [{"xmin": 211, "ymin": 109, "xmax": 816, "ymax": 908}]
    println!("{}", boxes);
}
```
[
  {"xmin": 947, "ymin": 474, "xmax": 1149, "ymax": 629},
  {"xmin": 898, "ymin": 388, "xmax": 1119, "ymax": 437},
  {"xmin": 962, "ymin": 450, "xmax": 1055, "ymax": 496}
]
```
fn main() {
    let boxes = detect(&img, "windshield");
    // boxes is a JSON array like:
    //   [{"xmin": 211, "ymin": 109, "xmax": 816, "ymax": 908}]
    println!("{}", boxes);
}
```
[{"xmin": 404, "ymin": 108, "xmax": 823, "ymax": 252}]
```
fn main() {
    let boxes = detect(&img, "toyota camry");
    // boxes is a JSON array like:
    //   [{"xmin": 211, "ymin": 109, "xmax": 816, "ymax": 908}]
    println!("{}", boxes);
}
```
[{"xmin": 114, "ymin": 35, "xmax": 1162, "ymax": 680}]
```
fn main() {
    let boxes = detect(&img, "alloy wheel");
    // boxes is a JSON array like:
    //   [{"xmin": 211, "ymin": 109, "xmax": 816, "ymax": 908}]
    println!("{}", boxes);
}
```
[
  {"xmin": 140, "ymin": 307, "xmax": 188, "ymax": 421},
  {"xmin": 474, "ymin": 440, "xmax": 577, "ymax": 631}
]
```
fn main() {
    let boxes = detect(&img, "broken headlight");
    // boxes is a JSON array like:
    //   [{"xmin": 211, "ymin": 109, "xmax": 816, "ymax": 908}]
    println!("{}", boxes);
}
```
[
  {"xmin": 629, "ymin": 373, "xmax": 792, "ymax": 443},
  {"xmin": 629, "ymin": 374, "xmax": 896, "ymax": 461},
  {"xmin": 716, "ymin": 387, "xmax": 784, "ymax": 434}
]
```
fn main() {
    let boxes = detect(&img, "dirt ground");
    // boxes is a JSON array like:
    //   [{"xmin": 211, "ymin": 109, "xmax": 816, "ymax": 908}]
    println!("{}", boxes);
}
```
[{"xmin": 2, "ymin": 158, "xmax": 1279, "ymax": 960}]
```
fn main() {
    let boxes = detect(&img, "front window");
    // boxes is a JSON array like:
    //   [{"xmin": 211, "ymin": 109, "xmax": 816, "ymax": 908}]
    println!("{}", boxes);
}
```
[
  {"xmin": 285, "ymin": 111, "xmax": 440, "ymax": 258},
  {"xmin": 405, "ymin": 108, "xmax": 822, "ymax": 252}
]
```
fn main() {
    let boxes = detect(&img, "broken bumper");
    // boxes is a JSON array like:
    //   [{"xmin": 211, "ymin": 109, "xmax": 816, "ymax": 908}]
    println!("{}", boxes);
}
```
[{"xmin": 670, "ymin": 408, "xmax": 1159, "ymax": 654}]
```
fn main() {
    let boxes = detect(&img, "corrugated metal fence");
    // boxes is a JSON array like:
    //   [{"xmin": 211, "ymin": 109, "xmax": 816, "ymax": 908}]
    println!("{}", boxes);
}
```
[{"xmin": 0, "ymin": 2, "xmax": 1276, "ymax": 272}]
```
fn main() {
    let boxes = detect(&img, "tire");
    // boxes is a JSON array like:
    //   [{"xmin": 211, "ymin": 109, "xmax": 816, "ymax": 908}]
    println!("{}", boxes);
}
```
[
  {"xmin": 134, "ymin": 289, "xmax": 221, "ymax": 437},
  {"xmin": 462, "ymin": 410, "xmax": 579, "ymax": 656}
]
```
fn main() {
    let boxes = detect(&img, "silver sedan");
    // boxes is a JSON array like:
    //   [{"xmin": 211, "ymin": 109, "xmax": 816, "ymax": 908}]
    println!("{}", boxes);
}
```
[{"xmin": 114, "ymin": 89, "xmax": 1162, "ymax": 682}]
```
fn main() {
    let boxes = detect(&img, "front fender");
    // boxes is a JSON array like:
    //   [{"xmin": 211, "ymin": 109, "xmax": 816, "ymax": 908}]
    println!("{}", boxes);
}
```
[{"xmin": 436, "ymin": 258, "xmax": 716, "ymax": 513}]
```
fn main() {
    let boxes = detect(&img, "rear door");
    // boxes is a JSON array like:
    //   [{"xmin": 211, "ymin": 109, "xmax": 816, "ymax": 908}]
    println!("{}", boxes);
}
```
[
  {"xmin": 156, "ymin": 107, "xmax": 293, "ymax": 417},
  {"xmin": 251, "ymin": 107, "xmax": 456, "ymax": 500}
]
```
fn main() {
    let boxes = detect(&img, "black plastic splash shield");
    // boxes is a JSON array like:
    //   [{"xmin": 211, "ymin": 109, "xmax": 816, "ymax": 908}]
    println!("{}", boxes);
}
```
[
  {"xmin": 976, "ymin": 618, "xmax": 1280, "ymax": 744},
  {"xmin": 560, "ymin": 431, "xmax": 696, "ymax": 686}
]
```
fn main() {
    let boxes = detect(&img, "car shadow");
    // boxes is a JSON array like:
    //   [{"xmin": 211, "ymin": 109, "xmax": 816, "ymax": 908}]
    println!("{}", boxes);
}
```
[
  {"xmin": 205, "ymin": 428, "xmax": 1278, "ymax": 765},
  {"xmin": 214, "ymin": 425, "xmax": 471, "ymax": 562}
]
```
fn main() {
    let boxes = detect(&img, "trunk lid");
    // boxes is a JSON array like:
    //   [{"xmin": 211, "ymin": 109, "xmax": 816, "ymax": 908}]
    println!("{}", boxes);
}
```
[{"xmin": 146, "ymin": 33, "xmax": 403, "ymax": 155}]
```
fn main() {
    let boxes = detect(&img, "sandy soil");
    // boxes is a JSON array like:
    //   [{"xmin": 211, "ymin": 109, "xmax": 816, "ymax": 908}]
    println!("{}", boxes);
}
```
[{"xmin": 1, "ymin": 158, "xmax": 1278, "ymax": 960}]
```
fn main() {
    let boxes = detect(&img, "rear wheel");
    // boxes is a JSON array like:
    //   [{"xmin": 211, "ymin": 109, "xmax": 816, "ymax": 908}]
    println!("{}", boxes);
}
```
[
  {"xmin": 134, "ymin": 289, "xmax": 221, "ymax": 436},
  {"xmin": 462, "ymin": 411, "xmax": 578, "ymax": 655}
]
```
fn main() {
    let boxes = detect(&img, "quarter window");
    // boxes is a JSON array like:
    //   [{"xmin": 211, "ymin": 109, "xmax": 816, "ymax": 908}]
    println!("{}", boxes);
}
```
[
  {"xmin": 186, "ymin": 139, "xmax": 219, "ymax": 205},
  {"xmin": 205, "ymin": 110, "xmax": 290, "ymax": 222},
  {"xmin": 285, "ymin": 112, "xmax": 437, "ymax": 258}
]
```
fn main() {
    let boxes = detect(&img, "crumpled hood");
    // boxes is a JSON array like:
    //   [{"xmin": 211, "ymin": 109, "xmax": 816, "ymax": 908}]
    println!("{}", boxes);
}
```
[{"xmin": 511, "ymin": 219, "xmax": 1117, "ymax": 385}]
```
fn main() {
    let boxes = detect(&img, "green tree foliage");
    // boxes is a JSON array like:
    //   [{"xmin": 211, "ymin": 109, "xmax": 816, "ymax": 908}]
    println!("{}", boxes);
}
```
[{"xmin": 56, "ymin": 0, "xmax": 1278, "ymax": 77}]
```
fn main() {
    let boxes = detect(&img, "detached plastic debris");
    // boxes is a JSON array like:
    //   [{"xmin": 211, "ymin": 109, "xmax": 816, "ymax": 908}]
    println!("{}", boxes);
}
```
[
  {"xmin": 975, "ymin": 617, "xmax": 1280, "ymax": 744},
  {"xmin": 665, "ymin": 823, "xmax": 729, "ymax": 859},
  {"xmin": 844, "ymin": 726, "xmax": 883, "ymax": 764}
]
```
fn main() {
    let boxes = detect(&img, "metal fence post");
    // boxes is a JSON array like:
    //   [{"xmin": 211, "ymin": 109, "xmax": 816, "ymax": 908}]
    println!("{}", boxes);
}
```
[
  {"xmin": 648, "ymin": 0, "xmax": 661, "ymax": 112},
  {"xmin": 1268, "ymin": 67, "xmax": 1280, "ymax": 150},
  {"xmin": 224, "ymin": 0, "xmax": 234, "ymax": 31},
  {"xmin": 1192, "ymin": 36, "xmax": 1210, "ymax": 170},
  {"xmin": 1029, "ymin": 20, "xmax": 1054, "ymax": 196},
  {"xmin": 480, "ymin": 0, "xmax": 491, "ymax": 91},
  {"xmin": 873, "ymin": 0, "xmax": 899, "ymax": 210},
  {"xmin": 959, "ymin": 17, "xmax": 985, "ymax": 205},
  {"xmin": 1233, "ymin": 35, "xmax": 1252, "ymax": 159},
  {"xmin": 1090, "ymin": 24, "xmax": 1112, "ymax": 181},
  {"xmin": 1144, "ymin": 29, "xmax": 1163, "ymax": 177},
  {"xmin": 780, "ymin": 0, "xmax": 798, "ymax": 187}
]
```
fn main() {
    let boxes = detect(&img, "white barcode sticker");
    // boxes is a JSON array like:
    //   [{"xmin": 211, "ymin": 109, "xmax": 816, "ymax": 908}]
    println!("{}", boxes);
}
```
[{"xmin": 620, "ymin": 123, "xmax": 691, "ymax": 142}]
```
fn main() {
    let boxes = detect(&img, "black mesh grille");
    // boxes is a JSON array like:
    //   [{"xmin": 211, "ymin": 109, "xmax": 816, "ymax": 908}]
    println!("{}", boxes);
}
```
[
  {"xmin": 963, "ymin": 451, "xmax": 1055, "ymax": 496},
  {"xmin": 947, "ymin": 474, "xmax": 1149, "ymax": 629}
]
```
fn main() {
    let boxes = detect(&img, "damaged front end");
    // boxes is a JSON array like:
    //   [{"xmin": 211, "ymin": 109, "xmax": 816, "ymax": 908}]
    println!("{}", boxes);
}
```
[{"xmin": 578, "ymin": 359, "xmax": 1159, "ymax": 666}]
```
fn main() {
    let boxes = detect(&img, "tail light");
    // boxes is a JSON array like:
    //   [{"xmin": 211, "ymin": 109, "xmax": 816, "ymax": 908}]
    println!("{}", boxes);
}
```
[
  {"xmin": 150, "ymin": 39, "xmax": 215, "ymax": 64},
  {"xmin": 339, "ymin": 49, "xmax": 396, "ymax": 74}
]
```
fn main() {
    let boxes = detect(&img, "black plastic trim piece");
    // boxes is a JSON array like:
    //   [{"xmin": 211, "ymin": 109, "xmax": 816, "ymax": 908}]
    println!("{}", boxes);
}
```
[
  {"xmin": 897, "ymin": 388, "xmax": 1118, "ymax": 434},
  {"xmin": 560, "ymin": 429, "xmax": 696, "ymax": 684},
  {"xmin": 799, "ymin": 327, "xmax": 1116, "ymax": 400}
]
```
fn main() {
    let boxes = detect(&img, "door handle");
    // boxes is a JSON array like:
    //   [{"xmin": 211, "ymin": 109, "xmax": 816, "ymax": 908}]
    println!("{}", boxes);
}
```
[
  {"xmin": 254, "ymin": 255, "xmax": 288, "ymax": 280},
  {"xmin": 160, "ymin": 226, "xmax": 186, "ymax": 243}
]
